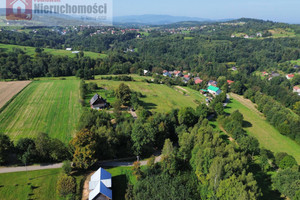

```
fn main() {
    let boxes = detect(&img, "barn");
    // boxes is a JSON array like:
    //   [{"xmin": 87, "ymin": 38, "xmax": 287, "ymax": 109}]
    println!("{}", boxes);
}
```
[{"xmin": 90, "ymin": 94, "xmax": 108, "ymax": 110}]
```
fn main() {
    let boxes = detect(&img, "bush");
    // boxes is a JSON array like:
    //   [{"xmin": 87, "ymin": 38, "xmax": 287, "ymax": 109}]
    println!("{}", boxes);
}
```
[
  {"xmin": 62, "ymin": 160, "xmax": 72, "ymax": 175},
  {"xmin": 56, "ymin": 174, "xmax": 76, "ymax": 197},
  {"xmin": 279, "ymin": 155, "xmax": 297, "ymax": 169}
]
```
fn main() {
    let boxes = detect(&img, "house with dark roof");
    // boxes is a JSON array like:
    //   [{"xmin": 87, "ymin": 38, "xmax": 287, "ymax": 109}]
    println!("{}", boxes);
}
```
[
  {"xmin": 89, "ymin": 168, "xmax": 112, "ymax": 200},
  {"xmin": 90, "ymin": 94, "xmax": 108, "ymax": 110},
  {"xmin": 163, "ymin": 72, "xmax": 171, "ymax": 77}
]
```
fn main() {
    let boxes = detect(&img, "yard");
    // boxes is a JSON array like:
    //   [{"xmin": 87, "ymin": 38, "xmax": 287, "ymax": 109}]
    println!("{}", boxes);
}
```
[
  {"xmin": 88, "ymin": 77, "xmax": 206, "ymax": 112},
  {"xmin": 0, "ymin": 79, "xmax": 82, "ymax": 143},
  {"xmin": 225, "ymin": 93, "xmax": 300, "ymax": 163},
  {"xmin": 0, "ymin": 168, "xmax": 61, "ymax": 200}
]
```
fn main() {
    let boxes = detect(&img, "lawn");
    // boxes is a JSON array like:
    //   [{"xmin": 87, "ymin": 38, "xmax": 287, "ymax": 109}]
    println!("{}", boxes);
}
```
[
  {"xmin": 0, "ymin": 79, "xmax": 82, "ymax": 143},
  {"xmin": 290, "ymin": 59, "xmax": 300, "ymax": 65},
  {"xmin": 88, "ymin": 77, "xmax": 205, "ymax": 112},
  {"xmin": 105, "ymin": 166, "xmax": 136, "ymax": 200},
  {"xmin": 0, "ymin": 168, "xmax": 61, "ymax": 200},
  {"xmin": 0, "ymin": 43, "xmax": 107, "ymax": 59},
  {"xmin": 225, "ymin": 93, "xmax": 300, "ymax": 163}
]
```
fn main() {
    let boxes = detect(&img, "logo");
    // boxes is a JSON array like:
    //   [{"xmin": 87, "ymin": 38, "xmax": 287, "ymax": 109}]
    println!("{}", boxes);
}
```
[{"xmin": 6, "ymin": 0, "xmax": 32, "ymax": 20}]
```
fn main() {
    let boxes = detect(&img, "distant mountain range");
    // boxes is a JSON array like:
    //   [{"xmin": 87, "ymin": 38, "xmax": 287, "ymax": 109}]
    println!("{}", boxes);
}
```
[{"xmin": 113, "ymin": 14, "xmax": 234, "ymax": 25}]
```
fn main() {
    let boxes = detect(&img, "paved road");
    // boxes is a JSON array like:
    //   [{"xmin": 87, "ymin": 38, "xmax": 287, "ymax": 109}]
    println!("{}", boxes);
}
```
[
  {"xmin": 0, "ymin": 163, "xmax": 63, "ymax": 174},
  {"xmin": 0, "ymin": 156, "xmax": 162, "ymax": 174}
]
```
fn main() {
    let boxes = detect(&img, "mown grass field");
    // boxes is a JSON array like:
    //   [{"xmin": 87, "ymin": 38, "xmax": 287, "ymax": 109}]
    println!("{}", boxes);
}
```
[
  {"xmin": 0, "ymin": 79, "xmax": 82, "ymax": 143},
  {"xmin": 0, "ymin": 43, "xmax": 107, "ymax": 59},
  {"xmin": 225, "ymin": 93, "xmax": 300, "ymax": 163},
  {"xmin": 88, "ymin": 77, "xmax": 205, "ymax": 112},
  {"xmin": 0, "ymin": 168, "xmax": 61, "ymax": 200}
]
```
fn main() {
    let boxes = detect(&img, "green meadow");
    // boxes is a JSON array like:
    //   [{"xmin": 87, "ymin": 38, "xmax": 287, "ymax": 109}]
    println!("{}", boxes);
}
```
[
  {"xmin": 88, "ymin": 77, "xmax": 206, "ymax": 112},
  {"xmin": 0, "ymin": 80, "xmax": 82, "ymax": 143},
  {"xmin": 225, "ymin": 94, "xmax": 300, "ymax": 163},
  {"xmin": 0, "ymin": 168, "xmax": 61, "ymax": 200},
  {"xmin": 0, "ymin": 43, "xmax": 107, "ymax": 59}
]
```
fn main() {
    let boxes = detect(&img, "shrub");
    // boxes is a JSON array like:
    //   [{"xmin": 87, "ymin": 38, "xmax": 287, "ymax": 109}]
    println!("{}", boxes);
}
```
[
  {"xmin": 62, "ymin": 160, "xmax": 72, "ymax": 175},
  {"xmin": 56, "ymin": 174, "xmax": 76, "ymax": 197}
]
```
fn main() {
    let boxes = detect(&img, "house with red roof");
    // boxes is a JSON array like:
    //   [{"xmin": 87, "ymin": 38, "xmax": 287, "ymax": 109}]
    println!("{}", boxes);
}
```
[
  {"xmin": 286, "ymin": 74, "xmax": 295, "ymax": 80},
  {"xmin": 227, "ymin": 80, "xmax": 234, "ymax": 85},
  {"xmin": 194, "ymin": 77, "xmax": 203, "ymax": 84},
  {"xmin": 293, "ymin": 86, "xmax": 300, "ymax": 94}
]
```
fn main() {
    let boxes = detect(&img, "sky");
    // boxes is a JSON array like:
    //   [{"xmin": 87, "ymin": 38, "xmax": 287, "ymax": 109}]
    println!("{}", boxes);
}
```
[{"xmin": 113, "ymin": 0, "xmax": 300, "ymax": 24}]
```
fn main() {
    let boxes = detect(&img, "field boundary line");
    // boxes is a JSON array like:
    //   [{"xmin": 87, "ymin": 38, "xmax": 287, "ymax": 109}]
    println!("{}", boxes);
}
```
[{"xmin": 0, "ymin": 81, "xmax": 32, "ymax": 114}]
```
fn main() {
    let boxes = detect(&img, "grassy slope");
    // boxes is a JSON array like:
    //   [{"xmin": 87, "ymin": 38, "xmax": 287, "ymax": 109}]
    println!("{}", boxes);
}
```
[
  {"xmin": 88, "ymin": 78, "xmax": 205, "ymax": 112},
  {"xmin": 225, "ymin": 94, "xmax": 300, "ymax": 163},
  {"xmin": 0, "ymin": 43, "xmax": 107, "ymax": 59},
  {"xmin": 0, "ymin": 168, "xmax": 61, "ymax": 200},
  {"xmin": 0, "ymin": 80, "xmax": 82, "ymax": 143}
]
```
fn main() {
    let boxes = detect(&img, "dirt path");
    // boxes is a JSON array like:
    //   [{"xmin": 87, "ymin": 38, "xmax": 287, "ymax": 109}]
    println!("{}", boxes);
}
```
[
  {"xmin": 229, "ymin": 93, "xmax": 264, "ymax": 118},
  {"xmin": 175, "ymin": 86, "xmax": 189, "ymax": 93},
  {"xmin": 82, "ymin": 172, "xmax": 93, "ymax": 200},
  {"xmin": 0, "ymin": 81, "xmax": 31, "ymax": 109}
]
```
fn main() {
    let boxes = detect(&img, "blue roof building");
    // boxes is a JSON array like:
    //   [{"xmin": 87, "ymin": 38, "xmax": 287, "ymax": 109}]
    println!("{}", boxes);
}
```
[{"xmin": 89, "ymin": 168, "xmax": 112, "ymax": 200}]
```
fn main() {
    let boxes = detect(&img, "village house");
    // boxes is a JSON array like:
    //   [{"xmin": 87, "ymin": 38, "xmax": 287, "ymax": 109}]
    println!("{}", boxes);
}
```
[
  {"xmin": 66, "ymin": 48, "xmax": 72, "ymax": 51},
  {"xmin": 89, "ymin": 168, "xmax": 112, "ymax": 200},
  {"xmin": 231, "ymin": 66, "xmax": 237, "ymax": 71},
  {"xmin": 293, "ymin": 86, "xmax": 300, "ymax": 95},
  {"xmin": 163, "ymin": 71, "xmax": 171, "ymax": 77},
  {"xmin": 227, "ymin": 80, "xmax": 234, "ymax": 85},
  {"xmin": 208, "ymin": 80, "xmax": 217, "ymax": 87},
  {"xmin": 194, "ymin": 77, "xmax": 203, "ymax": 84},
  {"xmin": 286, "ymin": 74, "xmax": 295, "ymax": 80},
  {"xmin": 208, "ymin": 86, "xmax": 222, "ymax": 96},
  {"xmin": 174, "ymin": 71, "xmax": 183, "ymax": 77},
  {"xmin": 90, "ymin": 94, "xmax": 108, "ymax": 110},
  {"xmin": 262, "ymin": 71, "xmax": 268, "ymax": 76}
]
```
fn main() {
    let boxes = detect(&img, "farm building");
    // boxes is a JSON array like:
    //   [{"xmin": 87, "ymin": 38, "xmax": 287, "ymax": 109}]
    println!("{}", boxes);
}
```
[
  {"xmin": 208, "ymin": 86, "xmax": 222, "ymax": 96},
  {"xmin": 90, "ymin": 94, "xmax": 108, "ymax": 110},
  {"xmin": 89, "ymin": 168, "xmax": 112, "ymax": 200}
]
